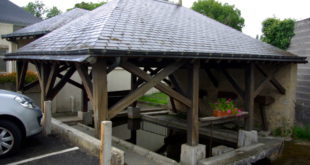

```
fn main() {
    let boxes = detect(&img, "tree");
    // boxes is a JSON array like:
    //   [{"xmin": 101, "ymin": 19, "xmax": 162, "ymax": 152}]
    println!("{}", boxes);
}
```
[
  {"xmin": 23, "ymin": 0, "xmax": 47, "ymax": 19},
  {"xmin": 68, "ymin": 1, "xmax": 106, "ymax": 11},
  {"xmin": 191, "ymin": 0, "xmax": 245, "ymax": 31},
  {"xmin": 260, "ymin": 18, "xmax": 295, "ymax": 50},
  {"xmin": 46, "ymin": 6, "xmax": 62, "ymax": 19}
]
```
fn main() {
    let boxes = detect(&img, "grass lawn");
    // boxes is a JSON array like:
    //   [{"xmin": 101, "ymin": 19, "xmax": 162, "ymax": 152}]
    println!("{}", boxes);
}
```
[{"xmin": 138, "ymin": 92, "xmax": 168, "ymax": 105}]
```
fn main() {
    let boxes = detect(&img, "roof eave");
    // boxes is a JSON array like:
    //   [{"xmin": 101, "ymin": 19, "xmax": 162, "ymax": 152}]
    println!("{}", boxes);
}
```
[{"xmin": 4, "ymin": 49, "xmax": 308, "ymax": 64}]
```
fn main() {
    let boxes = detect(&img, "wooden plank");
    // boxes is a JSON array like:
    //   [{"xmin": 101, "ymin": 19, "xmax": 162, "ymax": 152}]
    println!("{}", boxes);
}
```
[
  {"xmin": 222, "ymin": 69, "xmax": 244, "ymax": 98},
  {"xmin": 121, "ymin": 62, "xmax": 191, "ymax": 107},
  {"xmin": 92, "ymin": 59, "xmax": 108, "ymax": 136},
  {"xmin": 75, "ymin": 63, "xmax": 93, "ymax": 102},
  {"xmin": 244, "ymin": 64, "xmax": 255, "ymax": 130},
  {"xmin": 255, "ymin": 65, "xmax": 285, "ymax": 95},
  {"xmin": 109, "ymin": 61, "xmax": 184, "ymax": 118},
  {"xmin": 187, "ymin": 60, "xmax": 200, "ymax": 146},
  {"xmin": 47, "ymin": 67, "xmax": 75, "ymax": 100},
  {"xmin": 199, "ymin": 112, "xmax": 249, "ymax": 122}
]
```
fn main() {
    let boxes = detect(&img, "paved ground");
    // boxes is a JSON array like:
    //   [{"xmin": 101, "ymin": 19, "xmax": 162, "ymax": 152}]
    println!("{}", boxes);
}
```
[{"xmin": 0, "ymin": 134, "xmax": 98, "ymax": 165}]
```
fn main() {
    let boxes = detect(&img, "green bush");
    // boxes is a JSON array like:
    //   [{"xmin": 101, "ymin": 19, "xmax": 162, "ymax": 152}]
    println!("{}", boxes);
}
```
[
  {"xmin": 0, "ymin": 71, "xmax": 38, "ymax": 84},
  {"xmin": 292, "ymin": 125, "xmax": 310, "ymax": 140}
]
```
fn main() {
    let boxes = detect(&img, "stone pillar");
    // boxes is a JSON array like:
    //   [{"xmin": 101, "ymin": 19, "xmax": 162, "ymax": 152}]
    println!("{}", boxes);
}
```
[{"xmin": 180, "ymin": 144, "xmax": 206, "ymax": 165}]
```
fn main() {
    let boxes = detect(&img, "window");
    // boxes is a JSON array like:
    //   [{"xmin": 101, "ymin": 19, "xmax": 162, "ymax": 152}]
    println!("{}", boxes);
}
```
[{"xmin": 0, "ymin": 49, "xmax": 7, "ymax": 72}]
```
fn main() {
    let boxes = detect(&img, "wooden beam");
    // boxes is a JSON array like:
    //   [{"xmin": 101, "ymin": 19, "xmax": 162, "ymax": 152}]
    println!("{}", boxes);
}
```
[
  {"xmin": 75, "ymin": 63, "xmax": 93, "ymax": 102},
  {"xmin": 23, "ymin": 80, "xmax": 39, "ymax": 91},
  {"xmin": 16, "ymin": 61, "xmax": 28, "ymax": 91},
  {"xmin": 47, "ymin": 67, "xmax": 76, "ymax": 100},
  {"xmin": 244, "ymin": 64, "xmax": 255, "ymax": 130},
  {"xmin": 92, "ymin": 58, "xmax": 108, "ymax": 136},
  {"xmin": 56, "ymin": 74, "xmax": 83, "ymax": 89},
  {"xmin": 121, "ymin": 61, "xmax": 191, "ymax": 107},
  {"xmin": 187, "ymin": 60, "xmax": 200, "ymax": 146},
  {"xmin": 222, "ymin": 69, "xmax": 244, "ymax": 98},
  {"xmin": 168, "ymin": 74, "xmax": 185, "ymax": 95},
  {"xmin": 254, "ymin": 67, "xmax": 280, "ymax": 97},
  {"xmin": 255, "ymin": 65, "xmax": 285, "ymax": 95},
  {"xmin": 45, "ymin": 64, "xmax": 58, "ymax": 95},
  {"xmin": 204, "ymin": 68, "xmax": 218, "ymax": 88},
  {"xmin": 109, "ymin": 61, "xmax": 185, "ymax": 118},
  {"xmin": 35, "ymin": 63, "xmax": 50, "ymax": 111}
]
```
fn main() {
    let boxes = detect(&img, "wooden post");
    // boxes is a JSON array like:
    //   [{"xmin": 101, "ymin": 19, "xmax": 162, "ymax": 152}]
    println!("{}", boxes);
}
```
[
  {"xmin": 92, "ymin": 58, "xmax": 108, "ymax": 136},
  {"xmin": 244, "ymin": 64, "xmax": 255, "ymax": 130},
  {"xmin": 82, "ymin": 89, "xmax": 88, "ymax": 112},
  {"xmin": 187, "ymin": 60, "xmax": 200, "ymax": 146},
  {"xmin": 131, "ymin": 74, "xmax": 137, "ymax": 107},
  {"xmin": 43, "ymin": 100, "xmax": 52, "ymax": 136},
  {"xmin": 100, "ymin": 121, "xmax": 112, "ymax": 165}
]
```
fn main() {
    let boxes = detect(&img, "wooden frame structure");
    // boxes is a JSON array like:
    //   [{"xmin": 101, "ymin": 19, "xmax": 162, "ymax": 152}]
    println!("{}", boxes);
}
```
[{"xmin": 14, "ymin": 56, "xmax": 289, "ymax": 145}]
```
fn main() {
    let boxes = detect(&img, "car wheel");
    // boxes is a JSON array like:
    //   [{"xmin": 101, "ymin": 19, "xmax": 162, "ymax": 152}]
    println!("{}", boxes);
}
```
[{"xmin": 0, "ymin": 120, "xmax": 22, "ymax": 157}]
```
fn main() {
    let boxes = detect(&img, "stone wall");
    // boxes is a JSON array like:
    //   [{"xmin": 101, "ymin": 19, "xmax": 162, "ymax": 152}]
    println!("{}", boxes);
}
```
[
  {"xmin": 173, "ymin": 63, "xmax": 297, "ymax": 131},
  {"xmin": 288, "ymin": 18, "xmax": 310, "ymax": 126}
]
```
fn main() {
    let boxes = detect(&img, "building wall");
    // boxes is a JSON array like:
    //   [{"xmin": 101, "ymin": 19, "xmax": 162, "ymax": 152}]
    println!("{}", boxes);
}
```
[
  {"xmin": 288, "ymin": 18, "xmax": 310, "ymax": 125},
  {"xmin": 173, "ymin": 63, "xmax": 297, "ymax": 131},
  {"xmin": 0, "ymin": 23, "xmax": 17, "ymax": 72}
]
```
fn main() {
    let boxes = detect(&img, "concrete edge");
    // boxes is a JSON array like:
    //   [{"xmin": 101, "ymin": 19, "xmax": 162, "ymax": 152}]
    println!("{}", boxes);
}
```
[
  {"xmin": 112, "ymin": 137, "xmax": 180, "ymax": 165},
  {"xmin": 51, "ymin": 118, "xmax": 124, "ymax": 165},
  {"xmin": 51, "ymin": 118, "xmax": 178, "ymax": 165},
  {"xmin": 198, "ymin": 139, "xmax": 283, "ymax": 165}
]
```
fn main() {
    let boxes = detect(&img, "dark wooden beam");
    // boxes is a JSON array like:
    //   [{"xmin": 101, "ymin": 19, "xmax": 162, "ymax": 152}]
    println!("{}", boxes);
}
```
[
  {"xmin": 23, "ymin": 80, "xmax": 39, "ymax": 91},
  {"xmin": 16, "ymin": 61, "xmax": 28, "ymax": 91},
  {"xmin": 56, "ymin": 74, "xmax": 83, "ymax": 89},
  {"xmin": 254, "ymin": 67, "xmax": 280, "ymax": 97},
  {"xmin": 92, "ymin": 58, "xmax": 108, "ymax": 136},
  {"xmin": 75, "ymin": 63, "xmax": 93, "ymax": 102},
  {"xmin": 222, "ymin": 69, "xmax": 244, "ymax": 98},
  {"xmin": 204, "ymin": 68, "xmax": 218, "ymax": 88},
  {"xmin": 109, "ymin": 61, "xmax": 185, "ymax": 118},
  {"xmin": 255, "ymin": 65, "xmax": 285, "ymax": 95},
  {"xmin": 47, "ymin": 66, "xmax": 75, "ymax": 100},
  {"xmin": 244, "ymin": 64, "xmax": 255, "ymax": 130},
  {"xmin": 187, "ymin": 60, "xmax": 200, "ymax": 146},
  {"xmin": 168, "ymin": 74, "xmax": 186, "ymax": 95}
]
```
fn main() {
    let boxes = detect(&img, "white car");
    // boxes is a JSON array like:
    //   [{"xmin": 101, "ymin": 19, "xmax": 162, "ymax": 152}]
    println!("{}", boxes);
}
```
[{"xmin": 0, "ymin": 90, "xmax": 42, "ymax": 157}]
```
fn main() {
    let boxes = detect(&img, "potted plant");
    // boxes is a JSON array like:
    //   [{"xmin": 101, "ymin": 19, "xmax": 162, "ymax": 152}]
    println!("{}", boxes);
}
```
[{"xmin": 210, "ymin": 98, "xmax": 241, "ymax": 117}]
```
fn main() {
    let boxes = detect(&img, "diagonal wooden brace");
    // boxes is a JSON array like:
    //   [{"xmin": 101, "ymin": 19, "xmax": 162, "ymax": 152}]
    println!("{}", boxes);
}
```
[
  {"xmin": 121, "ymin": 61, "xmax": 191, "ymax": 107},
  {"xmin": 108, "ymin": 61, "xmax": 185, "ymax": 119}
]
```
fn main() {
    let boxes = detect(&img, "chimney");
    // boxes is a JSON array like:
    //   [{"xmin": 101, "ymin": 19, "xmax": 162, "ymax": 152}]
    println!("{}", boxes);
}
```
[{"xmin": 178, "ymin": 0, "xmax": 182, "ymax": 6}]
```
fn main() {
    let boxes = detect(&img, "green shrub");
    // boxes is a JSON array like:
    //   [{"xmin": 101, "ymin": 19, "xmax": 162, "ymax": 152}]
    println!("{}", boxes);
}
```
[
  {"xmin": 0, "ymin": 71, "xmax": 38, "ymax": 84},
  {"xmin": 292, "ymin": 125, "xmax": 310, "ymax": 140}
]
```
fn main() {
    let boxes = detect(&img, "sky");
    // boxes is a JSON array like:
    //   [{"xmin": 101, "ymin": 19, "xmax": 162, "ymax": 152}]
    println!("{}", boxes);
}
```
[{"xmin": 10, "ymin": 0, "xmax": 310, "ymax": 38}]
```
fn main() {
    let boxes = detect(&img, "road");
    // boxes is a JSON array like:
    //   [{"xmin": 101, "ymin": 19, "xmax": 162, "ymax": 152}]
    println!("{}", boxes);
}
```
[{"xmin": 0, "ymin": 134, "xmax": 98, "ymax": 165}]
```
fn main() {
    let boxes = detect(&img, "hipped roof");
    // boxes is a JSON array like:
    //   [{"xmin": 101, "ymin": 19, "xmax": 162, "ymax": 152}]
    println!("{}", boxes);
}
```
[
  {"xmin": 2, "ymin": 8, "xmax": 89, "ymax": 39},
  {"xmin": 5, "ymin": 0, "xmax": 306, "ymax": 63},
  {"xmin": 0, "ymin": 0, "xmax": 41, "ymax": 26}
]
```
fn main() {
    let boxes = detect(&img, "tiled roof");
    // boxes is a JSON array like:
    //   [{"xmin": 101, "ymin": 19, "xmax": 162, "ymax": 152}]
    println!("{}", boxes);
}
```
[
  {"xmin": 2, "ymin": 8, "xmax": 89, "ymax": 38},
  {"xmin": 6, "ymin": 0, "xmax": 306, "ymax": 63},
  {"xmin": 0, "ymin": 0, "xmax": 41, "ymax": 26}
]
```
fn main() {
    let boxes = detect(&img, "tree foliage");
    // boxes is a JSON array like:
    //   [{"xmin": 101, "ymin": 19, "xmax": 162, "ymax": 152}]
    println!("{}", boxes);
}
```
[
  {"xmin": 68, "ymin": 1, "xmax": 106, "ymax": 11},
  {"xmin": 46, "ymin": 6, "xmax": 62, "ymax": 19},
  {"xmin": 191, "ymin": 0, "xmax": 245, "ymax": 31},
  {"xmin": 23, "ymin": 0, "xmax": 46, "ymax": 19},
  {"xmin": 260, "ymin": 18, "xmax": 295, "ymax": 50}
]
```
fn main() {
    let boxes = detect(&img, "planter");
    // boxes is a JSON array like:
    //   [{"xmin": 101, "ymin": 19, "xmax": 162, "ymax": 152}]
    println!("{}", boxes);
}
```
[{"xmin": 213, "ymin": 110, "xmax": 231, "ymax": 117}]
